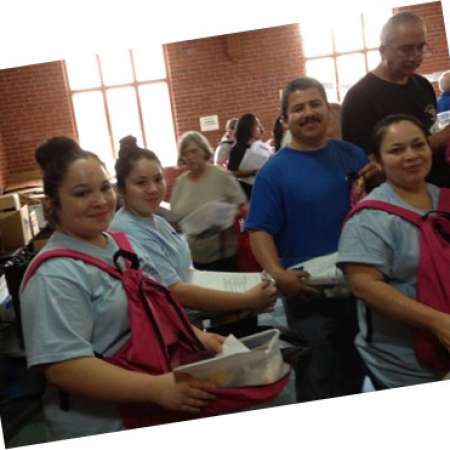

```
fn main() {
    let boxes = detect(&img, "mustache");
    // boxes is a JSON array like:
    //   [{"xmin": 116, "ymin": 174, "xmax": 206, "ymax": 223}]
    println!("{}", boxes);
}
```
[{"xmin": 299, "ymin": 116, "xmax": 321, "ymax": 126}]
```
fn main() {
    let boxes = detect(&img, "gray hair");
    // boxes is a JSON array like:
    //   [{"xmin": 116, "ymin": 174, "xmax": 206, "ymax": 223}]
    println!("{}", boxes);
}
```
[
  {"xmin": 178, "ymin": 131, "xmax": 213, "ymax": 161},
  {"xmin": 439, "ymin": 71, "xmax": 450, "ymax": 93},
  {"xmin": 380, "ymin": 12, "xmax": 425, "ymax": 45}
]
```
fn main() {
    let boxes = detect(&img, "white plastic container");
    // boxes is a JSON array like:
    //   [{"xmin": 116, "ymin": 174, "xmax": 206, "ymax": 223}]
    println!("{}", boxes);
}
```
[{"xmin": 174, "ymin": 329, "xmax": 289, "ymax": 387}]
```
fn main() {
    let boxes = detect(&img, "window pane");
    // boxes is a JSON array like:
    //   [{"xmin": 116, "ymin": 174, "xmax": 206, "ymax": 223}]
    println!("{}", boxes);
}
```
[
  {"xmin": 333, "ymin": 13, "xmax": 363, "ymax": 52},
  {"xmin": 364, "ymin": 8, "xmax": 392, "ymax": 48},
  {"xmin": 132, "ymin": 45, "xmax": 166, "ymax": 81},
  {"xmin": 106, "ymin": 87, "xmax": 143, "ymax": 155},
  {"xmin": 305, "ymin": 58, "xmax": 338, "ymax": 103},
  {"xmin": 367, "ymin": 50, "xmax": 381, "ymax": 71},
  {"xmin": 300, "ymin": 22, "xmax": 333, "ymax": 57},
  {"xmin": 139, "ymin": 82, "xmax": 177, "ymax": 167},
  {"xmin": 65, "ymin": 54, "xmax": 101, "ymax": 90},
  {"xmin": 72, "ymin": 92, "xmax": 114, "ymax": 172},
  {"xmin": 337, "ymin": 53, "xmax": 366, "ymax": 100},
  {"xmin": 99, "ymin": 49, "xmax": 134, "ymax": 86}
]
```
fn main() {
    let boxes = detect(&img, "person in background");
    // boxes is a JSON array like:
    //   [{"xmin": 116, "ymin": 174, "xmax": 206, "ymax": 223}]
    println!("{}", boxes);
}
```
[
  {"xmin": 214, "ymin": 117, "xmax": 238, "ymax": 167},
  {"xmin": 228, "ymin": 113, "xmax": 272, "ymax": 199},
  {"xmin": 337, "ymin": 114, "xmax": 450, "ymax": 389},
  {"xmin": 326, "ymin": 103, "xmax": 342, "ymax": 139},
  {"xmin": 171, "ymin": 131, "xmax": 246, "ymax": 272},
  {"xmin": 111, "ymin": 136, "xmax": 276, "ymax": 319},
  {"xmin": 341, "ymin": 12, "xmax": 450, "ymax": 188},
  {"xmin": 269, "ymin": 115, "xmax": 286, "ymax": 152},
  {"xmin": 246, "ymin": 77, "xmax": 373, "ymax": 402},
  {"xmin": 437, "ymin": 71, "xmax": 450, "ymax": 113},
  {"xmin": 20, "ymin": 137, "xmax": 219, "ymax": 441}
]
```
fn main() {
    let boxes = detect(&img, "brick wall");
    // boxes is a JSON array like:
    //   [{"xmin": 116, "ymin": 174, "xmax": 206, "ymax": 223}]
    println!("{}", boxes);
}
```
[
  {"xmin": 0, "ymin": 2, "xmax": 448, "ymax": 184},
  {"xmin": 0, "ymin": 61, "xmax": 77, "ymax": 187},
  {"xmin": 165, "ymin": 24, "xmax": 304, "ymax": 148},
  {"xmin": 0, "ymin": 131, "xmax": 7, "ymax": 187}
]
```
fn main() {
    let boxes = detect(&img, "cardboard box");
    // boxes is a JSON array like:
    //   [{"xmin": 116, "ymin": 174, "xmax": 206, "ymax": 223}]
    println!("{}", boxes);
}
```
[
  {"xmin": 4, "ymin": 169, "xmax": 42, "ymax": 194},
  {"xmin": 0, "ymin": 205, "xmax": 33, "ymax": 252},
  {"xmin": 0, "ymin": 193, "xmax": 20, "ymax": 212}
]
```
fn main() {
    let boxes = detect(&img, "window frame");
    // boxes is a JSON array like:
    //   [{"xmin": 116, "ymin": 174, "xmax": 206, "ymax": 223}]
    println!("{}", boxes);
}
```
[
  {"xmin": 303, "ymin": 12, "xmax": 384, "ymax": 103},
  {"xmin": 64, "ymin": 48, "xmax": 176, "ymax": 163}
]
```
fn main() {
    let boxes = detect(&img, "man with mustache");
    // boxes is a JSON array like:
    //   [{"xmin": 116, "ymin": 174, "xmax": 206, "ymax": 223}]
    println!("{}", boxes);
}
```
[
  {"xmin": 245, "ymin": 77, "xmax": 369, "ymax": 402},
  {"xmin": 342, "ymin": 11, "xmax": 450, "ymax": 187}
]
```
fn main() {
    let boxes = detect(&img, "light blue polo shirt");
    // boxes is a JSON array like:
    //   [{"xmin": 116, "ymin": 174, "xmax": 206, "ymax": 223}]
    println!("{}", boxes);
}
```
[
  {"xmin": 20, "ymin": 230, "xmax": 158, "ymax": 440},
  {"xmin": 111, "ymin": 207, "xmax": 193, "ymax": 287},
  {"xmin": 337, "ymin": 182, "xmax": 441, "ymax": 388}
]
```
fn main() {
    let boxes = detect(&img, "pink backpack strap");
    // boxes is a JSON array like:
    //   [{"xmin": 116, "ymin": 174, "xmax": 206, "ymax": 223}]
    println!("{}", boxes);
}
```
[
  {"xmin": 107, "ymin": 231, "xmax": 141, "ymax": 270},
  {"xmin": 108, "ymin": 231, "xmax": 135, "ymax": 253},
  {"xmin": 22, "ymin": 248, "xmax": 121, "ymax": 290},
  {"xmin": 438, "ymin": 188, "xmax": 450, "ymax": 212},
  {"xmin": 346, "ymin": 200, "xmax": 422, "ymax": 226}
]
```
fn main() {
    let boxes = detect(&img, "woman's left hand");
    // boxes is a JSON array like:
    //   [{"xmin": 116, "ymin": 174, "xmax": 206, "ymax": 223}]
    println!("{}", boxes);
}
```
[{"xmin": 193, "ymin": 328, "xmax": 225, "ymax": 354}]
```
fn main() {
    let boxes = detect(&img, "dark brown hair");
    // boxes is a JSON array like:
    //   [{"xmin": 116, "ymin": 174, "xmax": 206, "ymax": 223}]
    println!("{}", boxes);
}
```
[
  {"xmin": 35, "ymin": 136, "xmax": 102, "ymax": 225},
  {"xmin": 372, "ymin": 114, "xmax": 429, "ymax": 160},
  {"xmin": 115, "ymin": 135, "xmax": 161, "ymax": 189}
]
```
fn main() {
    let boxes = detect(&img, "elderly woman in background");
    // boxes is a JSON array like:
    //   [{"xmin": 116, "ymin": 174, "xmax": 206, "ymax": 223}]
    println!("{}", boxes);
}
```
[{"xmin": 170, "ymin": 131, "xmax": 246, "ymax": 272}]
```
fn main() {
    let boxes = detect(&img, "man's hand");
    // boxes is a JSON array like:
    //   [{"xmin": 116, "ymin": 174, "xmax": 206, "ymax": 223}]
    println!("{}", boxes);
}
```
[
  {"xmin": 272, "ymin": 269, "xmax": 320, "ymax": 300},
  {"xmin": 358, "ymin": 161, "xmax": 382, "ymax": 183}
]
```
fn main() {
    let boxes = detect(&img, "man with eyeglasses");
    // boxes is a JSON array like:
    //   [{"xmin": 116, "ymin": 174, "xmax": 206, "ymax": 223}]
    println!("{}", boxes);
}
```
[{"xmin": 342, "ymin": 11, "xmax": 450, "ymax": 187}]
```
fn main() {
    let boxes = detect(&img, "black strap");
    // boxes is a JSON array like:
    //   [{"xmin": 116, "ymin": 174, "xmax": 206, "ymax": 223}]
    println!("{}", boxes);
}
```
[
  {"xmin": 364, "ymin": 304, "xmax": 373, "ymax": 344},
  {"xmin": 113, "ymin": 249, "xmax": 140, "ymax": 272}
]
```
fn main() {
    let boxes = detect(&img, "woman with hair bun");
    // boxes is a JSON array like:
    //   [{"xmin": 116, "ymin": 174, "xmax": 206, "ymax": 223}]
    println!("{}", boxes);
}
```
[
  {"xmin": 20, "ymin": 137, "xmax": 221, "ymax": 441},
  {"xmin": 111, "ymin": 135, "xmax": 276, "ymax": 320}
]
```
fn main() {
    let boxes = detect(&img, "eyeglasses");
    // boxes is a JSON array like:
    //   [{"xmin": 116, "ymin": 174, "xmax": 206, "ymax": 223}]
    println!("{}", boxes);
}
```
[{"xmin": 388, "ymin": 42, "xmax": 432, "ymax": 58}]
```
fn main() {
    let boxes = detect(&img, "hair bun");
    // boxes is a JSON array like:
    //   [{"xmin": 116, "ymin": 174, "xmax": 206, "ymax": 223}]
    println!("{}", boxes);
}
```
[
  {"xmin": 118, "ymin": 135, "xmax": 140, "ymax": 158},
  {"xmin": 35, "ymin": 136, "xmax": 80, "ymax": 171}
]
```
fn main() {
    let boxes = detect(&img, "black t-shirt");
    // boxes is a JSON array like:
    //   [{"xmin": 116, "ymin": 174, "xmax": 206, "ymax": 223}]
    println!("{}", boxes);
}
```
[
  {"xmin": 341, "ymin": 72, "xmax": 437, "ymax": 155},
  {"xmin": 342, "ymin": 73, "xmax": 450, "ymax": 187}
]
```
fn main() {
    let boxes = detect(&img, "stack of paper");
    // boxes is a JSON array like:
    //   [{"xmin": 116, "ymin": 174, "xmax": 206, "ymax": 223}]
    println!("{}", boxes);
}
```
[
  {"xmin": 189, "ymin": 269, "xmax": 261, "ymax": 292},
  {"xmin": 179, "ymin": 201, "xmax": 237, "ymax": 236}
]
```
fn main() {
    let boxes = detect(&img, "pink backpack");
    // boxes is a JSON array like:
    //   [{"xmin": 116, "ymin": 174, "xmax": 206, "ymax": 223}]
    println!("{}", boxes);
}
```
[
  {"xmin": 347, "ymin": 188, "xmax": 450, "ymax": 372},
  {"xmin": 22, "ymin": 231, "xmax": 289, "ymax": 428}
]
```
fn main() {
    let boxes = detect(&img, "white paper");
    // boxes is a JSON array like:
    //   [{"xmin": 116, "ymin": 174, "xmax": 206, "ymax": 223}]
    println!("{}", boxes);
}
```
[
  {"xmin": 238, "ymin": 140, "xmax": 273, "ymax": 184},
  {"xmin": 218, "ymin": 334, "xmax": 251, "ymax": 357},
  {"xmin": 289, "ymin": 252, "xmax": 344, "ymax": 286},
  {"xmin": 179, "ymin": 201, "xmax": 237, "ymax": 236},
  {"xmin": 189, "ymin": 268, "xmax": 261, "ymax": 292},
  {"xmin": 239, "ymin": 140, "xmax": 273, "ymax": 171}
]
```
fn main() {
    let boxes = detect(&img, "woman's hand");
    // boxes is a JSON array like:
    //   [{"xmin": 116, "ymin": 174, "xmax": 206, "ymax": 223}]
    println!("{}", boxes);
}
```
[
  {"xmin": 152, "ymin": 372, "xmax": 216, "ymax": 414},
  {"xmin": 272, "ymin": 269, "xmax": 320, "ymax": 300},
  {"xmin": 193, "ymin": 328, "xmax": 225, "ymax": 354},
  {"xmin": 244, "ymin": 280, "xmax": 277, "ymax": 312}
]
